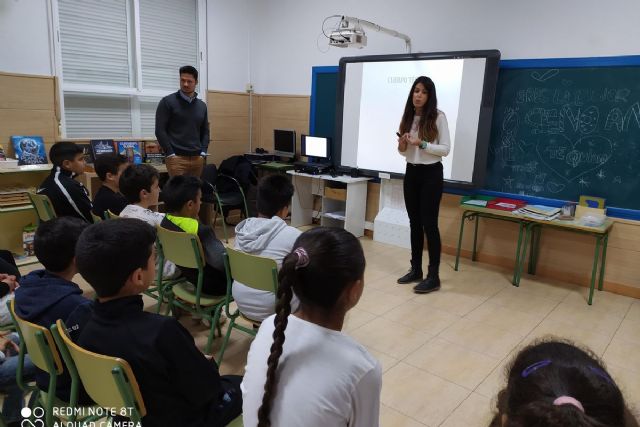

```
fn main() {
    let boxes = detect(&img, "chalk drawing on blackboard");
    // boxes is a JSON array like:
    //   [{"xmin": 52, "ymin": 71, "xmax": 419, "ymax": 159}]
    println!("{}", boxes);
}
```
[
  {"xmin": 596, "ymin": 169, "xmax": 606, "ymax": 180},
  {"xmin": 578, "ymin": 177, "xmax": 590, "ymax": 188},
  {"xmin": 503, "ymin": 176, "xmax": 514, "ymax": 190},
  {"xmin": 531, "ymin": 69, "xmax": 559, "ymax": 82},
  {"xmin": 536, "ymin": 134, "xmax": 611, "ymax": 182},
  {"xmin": 547, "ymin": 181, "xmax": 565, "ymax": 193},
  {"xmin": 614, "ymin": 176, "xmax": 622, "ymax": 184}
]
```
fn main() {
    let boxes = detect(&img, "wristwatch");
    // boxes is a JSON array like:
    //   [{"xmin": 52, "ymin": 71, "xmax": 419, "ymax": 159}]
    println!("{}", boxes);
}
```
[{"xmin": 419, "ymin": 141, "xmax": 429, "ymax": 150}]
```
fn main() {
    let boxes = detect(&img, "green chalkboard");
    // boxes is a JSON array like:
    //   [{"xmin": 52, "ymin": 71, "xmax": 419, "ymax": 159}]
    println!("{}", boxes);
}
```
[{"xmin": 486, "ymin": 63, "xmax": 640, "ymax": 210}]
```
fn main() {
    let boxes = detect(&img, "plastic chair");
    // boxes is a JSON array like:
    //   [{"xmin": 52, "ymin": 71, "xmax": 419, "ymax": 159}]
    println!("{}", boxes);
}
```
[
  {"xmin": 201, "ymin": 165, "xmax": 249, "ymax": 243},
  {"xmin": 217, "ymin": 248, "xmax": 278, "ymax": 364},
  {"xmin": 143, "ymin": 235, "xmax": 182, "ymax": 315},
  {"xmin": 90, "ymin": 212, "xmax": 103, "ymax": 223},
  {"xmin": 157, "ymin": 226, "xmax": 226, "ymax": 354},
  {"xmin": 104, "ymin": 210, "xmax": 118, "ymax": 219},
  {"xmin": 28, "ymin": 192, "xmax": 56, "ymax": 224},
  {"xmin": 8, "ymin": 300, "xmax": 97, "ymax": 425},
  {"xmin": 54, "ymin": 319, "xmax": 146, "ymax": 423}
]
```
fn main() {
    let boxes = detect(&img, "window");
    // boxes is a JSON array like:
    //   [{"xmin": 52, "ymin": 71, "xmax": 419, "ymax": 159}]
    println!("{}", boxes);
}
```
[{"xmin": 55, "ymin": 0, "xmax": 205, "ymax": 138}]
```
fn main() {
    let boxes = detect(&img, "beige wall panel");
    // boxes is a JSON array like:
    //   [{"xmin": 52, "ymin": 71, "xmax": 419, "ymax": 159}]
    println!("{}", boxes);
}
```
[
  {"xmin": 0, "ymin": 110, "xmax": 57, "ymax": 158},
  {"xmin": 208, "ymin": 92, "xmax": 249, "ymax": 117},
  {"xmin": 0, "ymin": 74, "xmax": 55, "ymax": 111}
]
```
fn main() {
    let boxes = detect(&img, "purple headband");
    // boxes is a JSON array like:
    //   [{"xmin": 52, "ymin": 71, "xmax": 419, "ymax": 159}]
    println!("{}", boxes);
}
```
[
  {"xmin": 521, "ymin": 360, "xmax": 613, "ymax": 384},
  {"xmin": 293, "ymin": 247, "xmax": 310, "ymax": 270}
]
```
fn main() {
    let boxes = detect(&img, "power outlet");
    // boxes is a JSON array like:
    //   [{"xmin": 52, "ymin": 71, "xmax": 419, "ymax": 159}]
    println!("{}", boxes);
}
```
[{"xmin": 245, "ymin": 83, "xmax": 254, "ymax": 93}]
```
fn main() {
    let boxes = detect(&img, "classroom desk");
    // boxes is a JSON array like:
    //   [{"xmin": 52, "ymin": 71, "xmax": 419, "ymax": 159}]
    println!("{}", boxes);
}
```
[
  {"xmin": 522, "ymin": 217, "xmax": 614, "ymax": 305},
  {"xmin": 454, "ymin": 205, "xmax": 529, "ymax": 286},
  {"xmin": 454, "ymin": 204, "xmax": 614, "ymax": 305},
  {"xmin": 254, "ymin": 162, "xmax": 295, "ymax": 177}
]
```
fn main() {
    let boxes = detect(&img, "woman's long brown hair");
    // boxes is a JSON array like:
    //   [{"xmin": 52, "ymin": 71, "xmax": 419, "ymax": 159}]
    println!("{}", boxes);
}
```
[{"xmin": 399, "ymin": 76, "xmax": 439, "ymax": 142}]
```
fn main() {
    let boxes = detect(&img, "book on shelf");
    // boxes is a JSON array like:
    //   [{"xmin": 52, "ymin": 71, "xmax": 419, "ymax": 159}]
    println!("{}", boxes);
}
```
[
  {"xmin": 116, "ymin": 141, "xmax": 143, "ymax": 164},
  {"xmin": 77, "ymin": 143, "xmax": 92, "ymax": 164},
  {"xmin": 144, "ymin": 141, "xmax": 164, "ymax": 165},
  {"xmin": 90, "ymin": 139, "xmax": 116, "ymax": 162},
  {"xmin": 11, "ymin": 136, "xmax": 48, "ymax": 165}
]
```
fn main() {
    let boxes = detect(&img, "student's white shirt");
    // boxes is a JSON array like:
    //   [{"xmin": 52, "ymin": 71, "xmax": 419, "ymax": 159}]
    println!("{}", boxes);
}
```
[
  {"xmin": 120, "ymin": 204, "xmax": 165, "ymax": 226},
  {"xmin": 119, "ymin": 204, "xmax": 178, "ymax": 278},
  {"xmin": 399, "ymin": 111, "xmax": 451, "ymax": 165},
  {"xmin": 242, "ymin": 314, "xmax": 382, "ymax": 427}
]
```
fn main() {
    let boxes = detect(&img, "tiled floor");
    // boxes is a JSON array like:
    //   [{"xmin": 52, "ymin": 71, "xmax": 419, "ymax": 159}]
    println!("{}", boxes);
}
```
[{"xmin": 20, "ymin": 232, "xmax": 640, "ymax": 426}]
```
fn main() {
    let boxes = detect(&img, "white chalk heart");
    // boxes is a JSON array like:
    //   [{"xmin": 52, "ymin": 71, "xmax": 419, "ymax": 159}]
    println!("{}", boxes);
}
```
[{"xmin": 536, "ymin": 134, "xmax": 612, "ymax": 182}]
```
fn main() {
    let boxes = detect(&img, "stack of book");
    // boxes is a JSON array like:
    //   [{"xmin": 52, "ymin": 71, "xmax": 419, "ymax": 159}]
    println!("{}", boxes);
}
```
[{"xmin": 515, "ymin": 204, "xmax": 561, "ymax": 221}]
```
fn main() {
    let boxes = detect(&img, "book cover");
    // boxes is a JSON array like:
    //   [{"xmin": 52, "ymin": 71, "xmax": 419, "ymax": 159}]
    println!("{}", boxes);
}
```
[
  {"xmin": 10, "ymin": 136, "xmax": 48, "ymax": 165},
  {"xmin": 144, "ymin": 141, "xmax": 164, "ymax": 165},
  {"xmin": 116, "ymin": 141, "xmax": 143, "ymax": 164},
  {"xmin": 89, "ymin": 139, "xmax": 116, "ymax": 162}
]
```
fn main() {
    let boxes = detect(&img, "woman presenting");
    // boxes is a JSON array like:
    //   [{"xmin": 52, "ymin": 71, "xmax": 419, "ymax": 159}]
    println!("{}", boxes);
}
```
[{"xmin": 396, "ymin": 76, "xmax": 451, "ymax": 294}]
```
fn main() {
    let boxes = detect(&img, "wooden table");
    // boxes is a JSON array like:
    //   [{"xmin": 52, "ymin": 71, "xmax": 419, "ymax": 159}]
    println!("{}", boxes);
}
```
[{"xmin": 455, "ymin": 203, "xmax": 614, "ymax": 305}]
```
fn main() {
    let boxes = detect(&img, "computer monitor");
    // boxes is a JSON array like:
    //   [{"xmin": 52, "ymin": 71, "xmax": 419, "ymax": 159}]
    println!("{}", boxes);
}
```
[
  {"xmin": 273, "ymin": 129, "xmax": 296, "ymax": 159},
  {"xmin": 301, "ymin": 135, "xmax": 330, "ymax": 160}
]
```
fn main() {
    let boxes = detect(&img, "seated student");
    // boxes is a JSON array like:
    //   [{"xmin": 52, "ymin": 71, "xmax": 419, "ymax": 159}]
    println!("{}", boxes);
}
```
[
  {"xmin": 119, "ymin": 164, "xmax": 177, "ymax": 279},
  {"xmin": 14, "ymin": 217, "xmax": 93, "ymax": 401},
  {"xmin": 118, "ymin": 164, "xmax": 164, "ymax": 225},
  {"xmin": 92, "ymin": 153, "xmax": 129, "ymax": 219},
  {"xmin": 232, "ymin": 174, "xmax": 301, "ymax": 321},
  {"xmin": 38, "ymin": 141, "xmax": 93, "ymax": 223},
  {"xmin": 242, "ymin": 227, "xmax": 381, "ymax": 427},
  {"xmin": 75, "ymin": 219, "xmax": 242, "ymax": 427},
  {"xmin": 490, "ymin": 339, "xmax": 639, "ymax": 427},
  {"xmin": 160, "ymin": 175, "xmax": 227, "ymax": 296}
]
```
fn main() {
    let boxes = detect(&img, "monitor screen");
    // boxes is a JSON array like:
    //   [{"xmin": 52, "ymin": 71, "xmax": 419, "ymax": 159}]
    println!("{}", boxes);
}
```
[
  {"xmin": 273, "ymin": 129, "xmax": 296, "ymax": 158},
  {"xmin": 302, "ymin": 135, "xmax": 330, "ymax": 159},
  {"xmin": 335, "ymin": 50, "xmax": 500, "ymax": 187}
]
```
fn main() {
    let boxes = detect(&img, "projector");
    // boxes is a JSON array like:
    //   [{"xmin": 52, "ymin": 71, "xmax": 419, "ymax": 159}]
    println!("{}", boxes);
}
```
[{"xmin": 329, "ymin": 28, "xmax": 367, "ymax": 48}]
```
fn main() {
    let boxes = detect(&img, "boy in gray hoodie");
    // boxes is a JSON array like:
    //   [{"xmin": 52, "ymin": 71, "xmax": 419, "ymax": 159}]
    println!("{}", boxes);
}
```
[{"xmin": 232, "ymin": 175, "xmax": 300, "ymax": 321}]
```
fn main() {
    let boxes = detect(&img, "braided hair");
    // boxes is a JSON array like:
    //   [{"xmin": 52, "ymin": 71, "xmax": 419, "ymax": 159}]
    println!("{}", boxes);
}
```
[
  {"xmin": 256, "ymin": 227, "xmax": 366, "ymax": 427},
  {"xmin": 490, "ymin": 340, "xmax": 634, "ymax": 427}
]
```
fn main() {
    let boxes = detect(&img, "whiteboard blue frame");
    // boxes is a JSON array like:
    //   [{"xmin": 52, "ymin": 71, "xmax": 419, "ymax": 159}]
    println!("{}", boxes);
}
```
[{"xmin": 310, "ymin": 66, "xmax": 339, "ymax": 136}]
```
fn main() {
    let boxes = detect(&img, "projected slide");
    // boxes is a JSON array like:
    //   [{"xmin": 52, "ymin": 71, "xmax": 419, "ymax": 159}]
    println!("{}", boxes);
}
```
[{"xmin": 338, "ymin": 52, "xmax": 499, "ymax": 185}]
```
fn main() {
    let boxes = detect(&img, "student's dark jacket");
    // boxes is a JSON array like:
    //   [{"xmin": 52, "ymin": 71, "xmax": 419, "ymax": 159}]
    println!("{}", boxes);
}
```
[
  {"xmin": 77, "ymin": 295, "xmax": 225, "ymax": 427},
  {"xmin": 14, "ymin": 269, "xmax": 93, "ymax": 401},
  {"xmin": 155, "ymin": 91, "xmax": 209, "ymax": 156},
  {"xmin": 92, "ymin": 185, "xmax": 128, "ymax": 219},
  {"xmin": 160, "ymin": 215, "xmax": 227, "ymax": 295},
  {"xmin": 38, "ymin": 166, "xmax": 93, "ymax": 223}
]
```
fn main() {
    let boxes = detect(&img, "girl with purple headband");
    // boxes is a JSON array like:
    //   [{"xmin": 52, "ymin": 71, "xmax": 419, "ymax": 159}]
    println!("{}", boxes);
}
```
[
  {"xmin": 490, "ymin": 339, "xmax": 638, "ymax": 427},
  {"xmin": 241, "ymin": 227, "xmax": 382, "ymax": 427}
]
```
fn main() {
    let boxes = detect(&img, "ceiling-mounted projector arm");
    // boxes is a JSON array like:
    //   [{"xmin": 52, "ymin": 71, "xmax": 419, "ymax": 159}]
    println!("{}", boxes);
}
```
[{"xmin": 340, "ymin": 16, "xmax": 412, "ymax": 53}]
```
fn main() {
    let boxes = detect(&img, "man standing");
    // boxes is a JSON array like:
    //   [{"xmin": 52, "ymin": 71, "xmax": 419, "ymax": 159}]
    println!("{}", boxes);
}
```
[{"xmin": 155, "ymin": 65, "xmax": 210, "ymax": 177}]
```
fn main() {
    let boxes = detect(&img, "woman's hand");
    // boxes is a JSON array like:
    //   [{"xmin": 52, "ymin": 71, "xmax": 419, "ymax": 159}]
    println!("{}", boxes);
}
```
[
  {"xmin": 407, "ymin": 136, "xmax": 422, "ymax": 147},
  {"xmin": 397, "ymin": 133, "xmax": 409, "ymax": 152}
]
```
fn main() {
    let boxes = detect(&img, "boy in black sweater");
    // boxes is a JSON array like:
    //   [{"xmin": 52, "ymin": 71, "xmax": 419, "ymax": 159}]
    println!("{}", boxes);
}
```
[
  {"xmin": 160, "ymin": 175, "xmax": 227, "ymax": 296},
  {"xmin": 91, "ymin": 153, "xmax": 129, "ymax": 219},
  {"xmin": 38, "ymin": 141, "xmax": 93, "ymax": 223},
  {"xmin": 75, "ymin": 219, "xmax": 242, "ymax": 427}
]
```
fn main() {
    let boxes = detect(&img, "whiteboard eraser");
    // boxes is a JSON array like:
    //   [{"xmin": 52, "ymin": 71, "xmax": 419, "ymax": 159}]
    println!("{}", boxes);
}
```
[{"xmin": 379, "ymin": 172, "xmax": 391, "ymax": 179}]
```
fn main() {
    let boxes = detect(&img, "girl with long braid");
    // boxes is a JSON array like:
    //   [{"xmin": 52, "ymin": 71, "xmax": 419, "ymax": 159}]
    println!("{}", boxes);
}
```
[{"xmin": 241, "ymin": 227, "xmax": 382, "ymax": 427}]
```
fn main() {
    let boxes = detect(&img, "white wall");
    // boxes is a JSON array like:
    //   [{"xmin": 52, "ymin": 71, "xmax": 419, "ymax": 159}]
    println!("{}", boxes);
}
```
[
  {"xmin": 206, "ymin": 0, "xmax": 250, "ymax": 92},
  {"xmin": 247, "ymin": 0, "xmax": 640, "ymax": 94},
  {"xmin": 0, "ymin": 0, "xmax": 53, "ymax": 76}
]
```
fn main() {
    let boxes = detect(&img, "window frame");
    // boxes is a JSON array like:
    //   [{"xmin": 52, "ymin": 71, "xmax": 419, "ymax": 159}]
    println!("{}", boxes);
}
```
[{"xmin": 50, "ymin": 0, "xmax": 208, "ymax": 140}]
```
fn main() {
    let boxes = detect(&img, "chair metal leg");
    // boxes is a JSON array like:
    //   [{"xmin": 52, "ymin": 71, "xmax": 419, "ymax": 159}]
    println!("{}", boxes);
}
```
[
  {"xmin": 217, "ymin": 317, "xmax": 236, "ymax": 365},
  {"xmin": 205, "ymin": 305, "xmax": 223, "ymax": 354}
]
